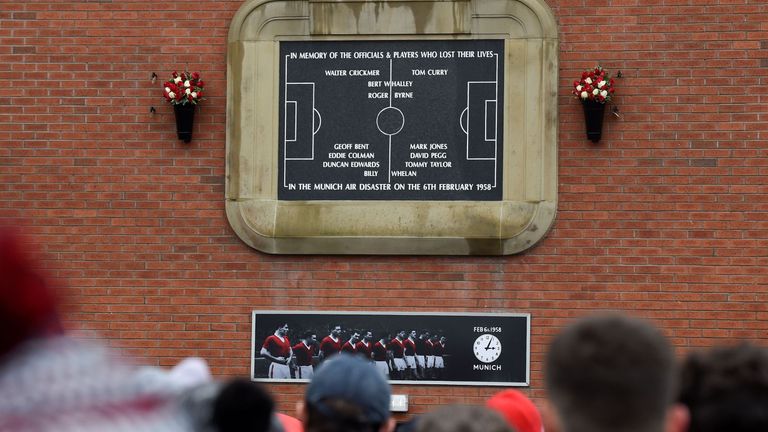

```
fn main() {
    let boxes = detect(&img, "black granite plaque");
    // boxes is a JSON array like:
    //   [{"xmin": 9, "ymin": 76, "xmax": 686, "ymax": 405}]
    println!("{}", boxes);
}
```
[{"xmin": 278, "ymin": 40, "xmax": 504, "ymax": 200}]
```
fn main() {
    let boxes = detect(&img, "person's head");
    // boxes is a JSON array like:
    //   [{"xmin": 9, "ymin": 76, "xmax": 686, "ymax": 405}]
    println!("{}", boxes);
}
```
[
  {"xmin": 303, "ymin": 332, "xmax": 318, "ymax": 345},
  {"xmin": 397, "ymin": 331, "xmax": 405, "ymax": 339},
  {"xmin": 363, "ymin": 331, "xmax": 373, "ymax": 342},
  {"xmin": 300, "ymin": 353, "xmax": 394, "ymax": 432},
  {"xmin": 545, "ymin": 313, "xmax": 687, "ymax": 432},
  {"xmin": 439, "ymin": 336, "xmax": 446, "ymax": 344},
  {"xmin": 212, "ymin": 379, "xmax": 275, "ymax": 432},
  {"xmin": 331, "ymin": 326, "xmax": 342, "ymax": 337},
  {"xmin": 415, "ymin": 405, "xmax": 512, "ymax": 432},
  {"xmin": 486, "ymin": 389, "xmax": 543, "ymax": 432},
  {"xmin": 679, "ymin": 342, "xmax": 768, "ymax": 432},
  {"xmin": 276, "ymin": 324, "xmax": 289, "ymax": 336},
  {"xmin": 420, "ymin": 331, "xmax": 429, "ymax": 340},
  {"xmin": 349, "ymin": 332, "xmax": 361, "ymax": 343},
  {"xmin": 409, "ymin": 330, "xmax": 416, "ymax": 339}
]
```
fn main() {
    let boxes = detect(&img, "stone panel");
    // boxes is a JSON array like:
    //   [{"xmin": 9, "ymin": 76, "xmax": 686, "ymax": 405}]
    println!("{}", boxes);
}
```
[{"xmin": 226, "ymin": 0, "xmax": 558, "ymax": 255}]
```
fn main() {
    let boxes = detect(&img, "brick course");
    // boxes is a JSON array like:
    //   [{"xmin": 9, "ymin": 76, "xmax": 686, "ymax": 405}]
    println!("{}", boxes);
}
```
[{"xmin": 1, "ymin": 0, "xmax": 766, "ymax": 417}]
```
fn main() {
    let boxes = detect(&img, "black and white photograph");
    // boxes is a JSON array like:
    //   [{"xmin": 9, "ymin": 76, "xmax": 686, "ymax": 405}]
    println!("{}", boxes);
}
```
[{"xmin": 251, "ymin": 311, "xmax": 530, "ymax": 386}]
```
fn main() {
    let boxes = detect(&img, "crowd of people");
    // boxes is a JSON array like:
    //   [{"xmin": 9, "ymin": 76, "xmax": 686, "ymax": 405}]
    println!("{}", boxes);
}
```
[
  {"xmin": 260, "ymin": 325, "xmax": 447, "ymax": 381},
  {"xmin": 1, "ymin": 226, "xmax": 767, "ymax": 432},
  {"xmin": 293, "ymin": 315, "xmax": 768, "ymax": 432}
]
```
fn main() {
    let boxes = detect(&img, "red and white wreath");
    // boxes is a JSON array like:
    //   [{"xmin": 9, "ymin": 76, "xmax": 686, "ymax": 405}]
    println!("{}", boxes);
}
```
[
  {"xmin": 572, "ymin": 66, "xmax": 615, "ymax": 104},
  {"xmin": 162, "ymin": 71, "xmax": 205, "ymax": 105}
]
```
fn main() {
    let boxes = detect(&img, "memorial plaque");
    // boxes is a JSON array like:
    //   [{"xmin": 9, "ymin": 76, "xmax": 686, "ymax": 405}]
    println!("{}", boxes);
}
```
[
  {"xmin": 252, "ymin": 311, "xmax": 530, "ymax": 386},
  {"xmin": 278, "ymin": 40, "xmax": 504, "ymax": 201}
]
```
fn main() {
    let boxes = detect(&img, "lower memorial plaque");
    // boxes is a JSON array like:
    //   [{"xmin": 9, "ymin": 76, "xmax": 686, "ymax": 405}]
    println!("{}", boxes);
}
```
[
  {"xmin": 251, "ymin": 311, "xmax": 530, "ymax": 386},
  {"xmin": 278, "ymin": 39, "xmax": 504, "ymax": 201}
]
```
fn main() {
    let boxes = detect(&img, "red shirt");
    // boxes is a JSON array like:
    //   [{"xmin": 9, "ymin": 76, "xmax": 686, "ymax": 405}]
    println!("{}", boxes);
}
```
[
  {"xmin": 320, "ymin": 336, "xmax": 342, "ymax": 357},
  {"xmin": 404, "ymin": 338, "xmax": 416, "ymax": 356},
  {"xmin": 433, "ymin": 342, "xmax": 445, "ymax": 356},
  {"xmin": 389, "ymin": 338, "xmax": 405, "ymax": 358},
  {"xmin": 425, "ymin": 340, "xmax": 434, "ymax": 355},
  {"xmin": 373, "ymin": 341, "xmax": 388, "ymax": 361},
  {"xmin": 292, "ymin": 342, "xmax": 316, "ymax": 366},
  {"xmin": 342, "ymin": 341, "xmax": 357, "ymax": 354},
  {"xmin": 262, "ymin": 335, "xmax": 291, "ymax": 358},
  {"xmin": 356, "ymin": 340, "xmax": 373, "ymax": 359}
]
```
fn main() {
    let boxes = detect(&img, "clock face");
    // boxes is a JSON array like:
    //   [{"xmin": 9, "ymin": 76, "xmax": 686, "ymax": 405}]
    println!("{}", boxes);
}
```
[{"xmin": 473, "ymin": 333, "xmax": 502, "ymax": 363}]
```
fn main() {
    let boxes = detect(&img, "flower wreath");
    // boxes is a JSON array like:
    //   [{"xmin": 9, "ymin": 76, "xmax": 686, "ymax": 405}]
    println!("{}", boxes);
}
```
[
  {"xmin": 572, "ymin": 66, "xmax": 615, "ymax": 104},
  {"xmin": 162, "ymin": 71, "xmax": 205, "ymax": 105}
]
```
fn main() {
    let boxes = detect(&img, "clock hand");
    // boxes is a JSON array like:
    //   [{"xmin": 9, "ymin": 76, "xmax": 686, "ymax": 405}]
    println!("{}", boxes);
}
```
[{"xmin": 485, "ymin": 338, "xmax": 492, "ymax": 350}]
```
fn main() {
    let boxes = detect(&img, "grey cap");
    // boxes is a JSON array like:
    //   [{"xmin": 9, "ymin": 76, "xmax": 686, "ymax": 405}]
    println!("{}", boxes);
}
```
[{"xmin": 305, "ymin": 353, "xmax": 391, "ymax": 424}]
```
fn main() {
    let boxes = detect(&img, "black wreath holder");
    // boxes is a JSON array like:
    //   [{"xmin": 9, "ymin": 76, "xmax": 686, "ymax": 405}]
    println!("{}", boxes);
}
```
[
  {"xmin": 174, "ymin": 103, "xmax": 195, "ymax": 143},
  {"xmin": 582, "ymin": 100, "xmax": 606, "ymax": 143}
]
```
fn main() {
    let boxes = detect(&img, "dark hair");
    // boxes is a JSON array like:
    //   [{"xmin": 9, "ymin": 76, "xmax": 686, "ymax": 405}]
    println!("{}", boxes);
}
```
[
  {"xmin": 679, "ymin": 342, "xmax": 768, "ymax": 432},
  {"xmin": 305, "ymin": 398, "xmax": 382, "ymax": 432},
  {"xmin": 545, "ymin": 313, "xmax": 676, "ymax": 432},
  {"xmin": 212, "ymin": 379, "xmax": 275, "ymax": 432},
  {"xmin": 415, "ymin": 405, "xmax": 512, "ymax": 432}
]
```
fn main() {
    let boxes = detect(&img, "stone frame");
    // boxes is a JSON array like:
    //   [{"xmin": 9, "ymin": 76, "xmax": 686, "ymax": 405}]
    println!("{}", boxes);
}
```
[{"xmin": 226, "ymin": 0, "xmax": 558, "ymax": 255}]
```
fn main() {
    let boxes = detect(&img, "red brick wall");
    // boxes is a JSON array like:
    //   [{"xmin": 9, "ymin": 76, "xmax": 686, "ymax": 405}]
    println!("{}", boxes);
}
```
[{"xmin": 1, "ymin": 0, "xmax": 766, "ymax": 417}]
